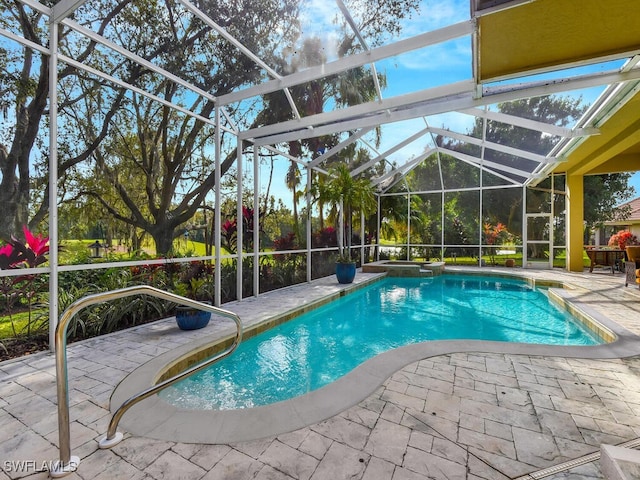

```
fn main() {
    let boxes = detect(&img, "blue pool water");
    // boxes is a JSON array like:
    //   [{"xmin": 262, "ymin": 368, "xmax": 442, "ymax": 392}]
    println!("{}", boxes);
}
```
[{"xmin": 161, "ymin": 275, "xmax": 601, "ymax": 410}]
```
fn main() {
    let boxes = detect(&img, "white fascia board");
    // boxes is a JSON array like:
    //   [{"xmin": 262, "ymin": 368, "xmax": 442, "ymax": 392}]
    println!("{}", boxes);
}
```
[
  {"xmin": 51, "ymin": 0, "xmax": 85, "ymax": 22},
  {"xmin": 437, "ymin": 146, "xmax": 529, "ymax": 181},
  {"xmin": 472, "ymin": 0, "xmax": 535, "ymax": 17},
  {"xmin": 586, "ymin": 80, "xmax": 640, "ymax": 128},
  {"xmin": 396, "ymin": 68, "xmax": 640, "ymax": 133},
  {"xmin": 428, "ymin": 126, "xmax": 555, "ymax": 163},
  {"xmin": 62, "ymin": 19, "xmax": 218, "ymax": 104},
  {"xmin": 307, "ymin": 128, "xmax": 375, "ymax": 167},
  {"xmin": 459, "ymin": 108, "xmax": 598, "ymax": 138},
  {"xmin": 550, "ymin": 85, "xmax": 640, "ymax": 160},
  {"xmin": 351, "ymin": 127, "xmax": 432, "ymax": 177},
  {"xmin": 218, "ymin": 21, "xmax": 473, "ymax": 106},
  {"xmin": 0, "ymin": 27, "xmax": 50, "ymax": 55}
]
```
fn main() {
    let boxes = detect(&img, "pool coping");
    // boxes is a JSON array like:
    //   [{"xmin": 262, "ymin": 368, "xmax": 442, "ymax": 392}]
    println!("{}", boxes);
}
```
[{"xmin": 110, "ymin": 269, "xmax": 640, "ymax": 445}]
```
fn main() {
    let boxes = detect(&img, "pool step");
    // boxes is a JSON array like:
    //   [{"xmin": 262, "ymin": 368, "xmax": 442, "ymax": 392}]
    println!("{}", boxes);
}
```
[
  {"xmin": 601, "ymin": 444, "xmax": 640, "ymax": 480},
  {"xmin": 362, "ymin": 261, "xmax": 445, "ymax": 276}
]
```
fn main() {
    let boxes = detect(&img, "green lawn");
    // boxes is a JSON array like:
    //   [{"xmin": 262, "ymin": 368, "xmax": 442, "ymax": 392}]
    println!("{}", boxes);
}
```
[
  {"xmin": 59, "ymin": 238, "xmax": 216, "ymax": 262},
  {"xmin": 0, "ymin": 310, "xmax": 43, "ymax": 339}
]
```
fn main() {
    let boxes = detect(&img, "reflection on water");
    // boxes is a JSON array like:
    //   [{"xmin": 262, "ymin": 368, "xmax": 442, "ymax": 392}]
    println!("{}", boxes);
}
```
[{"xmin": 160, "ymin": 275, "xmax": 600, "ymax": 410}]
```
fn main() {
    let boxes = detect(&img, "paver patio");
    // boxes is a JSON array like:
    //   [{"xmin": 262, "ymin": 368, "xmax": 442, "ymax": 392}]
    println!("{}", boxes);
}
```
[{"xmin": 1, "ymin": 267, "xmax": 640, "ymax": 479}]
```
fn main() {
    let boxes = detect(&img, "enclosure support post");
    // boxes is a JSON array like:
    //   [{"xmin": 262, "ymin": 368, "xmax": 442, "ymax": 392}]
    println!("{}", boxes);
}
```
[
  {"xmin": 441, "ymin": 189, "xmax": 445, "ymax": 261},
  {"xmin": 306, "ymin": 168, "xmax": 312, "ymax": 282},
  {"xmin": 522, "ymin": 185, "xmax": 528, "ymax": 267},
  {"xmin": 566, "ymin": 173, "xmax": 585, "ymax": 272},
  {"xmin": 48, "ymin": 13, "xmax": 60, "ymax": 356},
  {"xmin": 437, "ymin": 153, "xmax": 445, "ymax": 261},
  {"xmin": 376, "ymin": 195, "xmax": 381, "ymax": 262},
  {"xmin": 236, "ymin": 137, "xmax": 243, "ymax": 301},
  {"xmin": 479, "ymin": 116, "xmax": 486, "ymax": 267},
  {"xmin": 338, "ymin": 197, "xmax": 344, "ymax": 256},
  {"xmin": 253, "ymin": 145, "xmax": 259, "ymax": 296},
  {"xmin": 406, "ymin": 193, "xmax": 410, "ymax": 260},
  {"xmin": 360, "ymin": 211, "xmax": 365, "ymax": 264},
  {"xmin": 549, "ymin": 173, "xmax": 556, "ymax": 269},
  {"xmin": 214, "ymin": 106, "xmax": 221, "ymax": 307},
  {"xmin": 47, "ymin": 19, "xmax": 82, "ymax": 477}
]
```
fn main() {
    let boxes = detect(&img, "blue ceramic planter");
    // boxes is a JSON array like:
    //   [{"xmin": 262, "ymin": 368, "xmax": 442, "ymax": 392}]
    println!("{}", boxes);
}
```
[
  {"xmin": 175, "ymin": 307, "xmax": 211, "ymax": 330},
  {"xmin": 335, "ymin": 262, "xmax": 356, "ymax": 284}
]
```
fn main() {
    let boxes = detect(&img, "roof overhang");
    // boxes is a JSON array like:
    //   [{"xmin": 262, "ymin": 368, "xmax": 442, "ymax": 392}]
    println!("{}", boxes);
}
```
[
  {"xmin": 475, "ymin": 0, "xmax": 640, "ymax": 83},
  {"xmin": 553, "ymin": 86, "xmax": 640, "ymax": 177},
  {"xmin": 474, "ymin": 0, "xmax": 640, "ymax": 182}
]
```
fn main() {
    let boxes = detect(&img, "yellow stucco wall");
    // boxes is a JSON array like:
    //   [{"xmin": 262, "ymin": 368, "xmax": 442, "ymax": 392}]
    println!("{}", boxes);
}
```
[{"xmin": 566, "ymin": 174, "xmax": 585, "ymax": 272}]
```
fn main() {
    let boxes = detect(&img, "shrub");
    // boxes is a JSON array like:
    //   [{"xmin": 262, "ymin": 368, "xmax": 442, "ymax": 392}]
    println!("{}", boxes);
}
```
[{"xmin": 608, "ymin": 230, "xmax": 638, "ymax": 250}]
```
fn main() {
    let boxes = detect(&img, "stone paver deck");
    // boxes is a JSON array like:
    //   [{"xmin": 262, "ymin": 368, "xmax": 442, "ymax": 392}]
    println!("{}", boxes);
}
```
[{"xmin": 1, "ymin": 266, "xmax": 640, "ymax": 479}]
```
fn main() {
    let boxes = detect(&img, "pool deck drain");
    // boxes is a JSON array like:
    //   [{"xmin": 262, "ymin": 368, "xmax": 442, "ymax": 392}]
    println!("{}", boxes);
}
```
[
  {"xmin": 1, "ymin": 267, "xmax": 640, "ymax": 479},
  {"xmin": 513, "ymin": 438, "xmax": 640, "ymax": 479}
]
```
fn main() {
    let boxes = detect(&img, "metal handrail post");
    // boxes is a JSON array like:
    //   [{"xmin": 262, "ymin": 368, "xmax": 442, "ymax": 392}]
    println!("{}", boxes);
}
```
[
  {"xmin": 100, "ymin": 305, "xmax": 242, "ymax": 447},
  {"xmin": 52, "ymin": 285, "xmax": 243, "ymax": 477}
]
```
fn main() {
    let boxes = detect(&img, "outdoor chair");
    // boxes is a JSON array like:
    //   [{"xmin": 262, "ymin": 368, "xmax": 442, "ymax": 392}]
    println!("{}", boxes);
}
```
[{"xmin": 625, "ymin": 261, "xmax": 640, "ymax": 289}]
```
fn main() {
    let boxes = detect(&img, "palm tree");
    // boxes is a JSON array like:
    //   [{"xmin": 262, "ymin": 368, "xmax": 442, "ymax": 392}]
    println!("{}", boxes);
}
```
[
  {"xmin": 285, "ymin": 159, "xmax": 302, "ymax": 239},
  {"xmin": 324, "ymin": 163, "xmax": 377, "ymax": 262}
]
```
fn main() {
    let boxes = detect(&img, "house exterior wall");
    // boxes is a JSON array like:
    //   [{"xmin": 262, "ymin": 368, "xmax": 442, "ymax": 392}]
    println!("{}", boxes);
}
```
[{"xmin": 602, "ymin": 196, "xmax": 640, "ymax": 245}]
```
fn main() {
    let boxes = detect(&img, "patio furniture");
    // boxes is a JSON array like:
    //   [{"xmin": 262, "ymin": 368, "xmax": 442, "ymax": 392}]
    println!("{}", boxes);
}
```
[
  {"xmin": 585, "ymin": 248, "xmax": 625, "ymax": 273},
  {"xmin": 625, "ymin": 260, "xmax": 640, "ymax": 288}
]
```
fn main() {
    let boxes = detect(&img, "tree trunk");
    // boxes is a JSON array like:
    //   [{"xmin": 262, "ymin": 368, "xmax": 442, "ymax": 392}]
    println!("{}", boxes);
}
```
[
  {"xmin": 152, "ymin": 227, "xmax": 176, "ymax": 256},
  {"xmin": 0, "ymin": 106, "xmax": 34, "ymax": 241}
]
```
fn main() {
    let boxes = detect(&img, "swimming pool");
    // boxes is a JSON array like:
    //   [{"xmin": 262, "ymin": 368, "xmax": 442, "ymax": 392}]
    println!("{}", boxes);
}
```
[{"xmin": 160, "ymin": 274, "xmax": 601, "ymax": 411}]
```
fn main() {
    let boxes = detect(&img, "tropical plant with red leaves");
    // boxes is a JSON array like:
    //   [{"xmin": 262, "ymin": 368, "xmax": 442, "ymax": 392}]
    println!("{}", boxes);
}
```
[
  {"xmin": 0, "ymin": 226, "xmax": 50, "ymax": 336},
  {"xmin": 312, "ymin": 227, "xmax": 338, "ymax": 248},
  {"xmin": 0, "ymin": 226, "xmax": 50, "ymax": 269},
  {"xmin": 483, "ymin": 222, "xmax": 507, "ymax": 246},
  {"xmin": 483, "ymin": 222, "xmax": 508, "ymax": 265},
  {"xmin": 273, "ymin": 232, "xmax": 298, "ymax": 264},
  {"xmin": 221, "ymin": 218, "xmax": 238, "ymax": 253},
  {"xmin": 220, "ymin": 206, "xmax": 263, "ymax": 254}
]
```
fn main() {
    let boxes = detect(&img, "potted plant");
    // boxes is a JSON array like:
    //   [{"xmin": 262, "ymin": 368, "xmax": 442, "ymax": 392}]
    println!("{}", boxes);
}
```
[
  {"xmin": 608, "ymin": 229, "xmax": 637, "ymax": 250},
  {"xmin": 174, "ymin": 265, "xmax": 212, "ymax": 330},
  {"xmin": 323, "ymin": 163, "xmax": 377, "ymax": 284}
]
